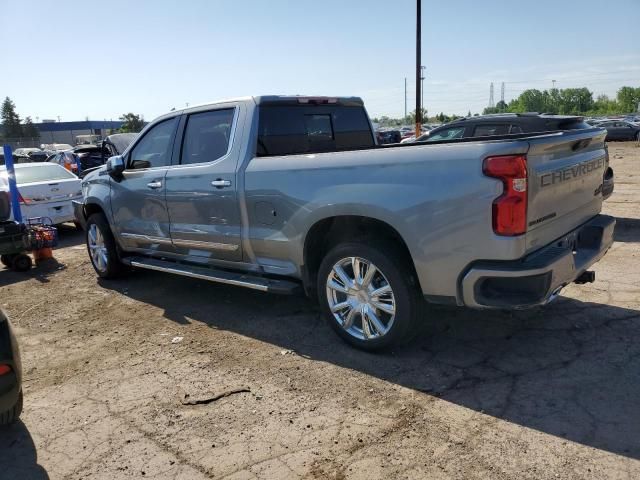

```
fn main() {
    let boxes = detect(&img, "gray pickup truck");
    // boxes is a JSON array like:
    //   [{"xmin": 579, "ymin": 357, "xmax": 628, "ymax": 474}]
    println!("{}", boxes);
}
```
[{"xmin": 76, "ymin": 96, "xmax": 615, "ymax": 350}]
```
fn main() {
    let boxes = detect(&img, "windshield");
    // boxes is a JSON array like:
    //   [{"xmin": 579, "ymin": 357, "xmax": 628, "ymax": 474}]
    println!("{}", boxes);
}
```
[{"xmin": 1, "ymin": 165, "xmax": 77, "ymax": 184}]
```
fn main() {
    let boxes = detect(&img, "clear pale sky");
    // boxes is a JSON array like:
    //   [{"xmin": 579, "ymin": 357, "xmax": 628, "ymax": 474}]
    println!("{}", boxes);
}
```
[{"xmin": 2, "ymin": 0, "xmax": 639, "ymax": 122}]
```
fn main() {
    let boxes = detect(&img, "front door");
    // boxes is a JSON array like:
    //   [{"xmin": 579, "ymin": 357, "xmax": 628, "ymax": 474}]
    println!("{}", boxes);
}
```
[
  {"xmin": 164, "ymin": 105, "xmax": 243, "ymax": 262},
  {"xmin": 110, "ymin": 116, "xmax": 179, "ymax": 254}
]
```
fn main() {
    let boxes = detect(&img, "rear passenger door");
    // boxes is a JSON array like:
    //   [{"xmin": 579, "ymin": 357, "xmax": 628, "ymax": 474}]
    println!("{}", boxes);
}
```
[{"xmin": 164, "ymin": 103, "xmax": 244, "ymax": 262}]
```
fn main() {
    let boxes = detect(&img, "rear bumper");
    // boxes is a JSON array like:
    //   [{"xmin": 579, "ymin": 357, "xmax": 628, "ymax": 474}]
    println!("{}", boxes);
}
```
[
  {"xmin": 0, "ymin": 310, "xmax": 21, "ymax": 413},
  {"xmin": 22, "ymin": 201, "xmax": 78, "ymax": 226},
  {"xmin": 460, "ymin": 214, "xmax": 615, "ymax": 309}
]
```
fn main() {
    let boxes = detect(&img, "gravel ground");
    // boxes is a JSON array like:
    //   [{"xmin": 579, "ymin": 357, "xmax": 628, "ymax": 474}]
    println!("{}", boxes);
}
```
[{"xmin": 0, "ymin": 142, "xmax": 639, "ymax": 480}]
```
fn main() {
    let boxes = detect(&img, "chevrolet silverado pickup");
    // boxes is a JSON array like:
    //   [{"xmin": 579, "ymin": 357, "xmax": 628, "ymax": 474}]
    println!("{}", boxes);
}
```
[{"xmin": 76, "ymin": 96, "xmax": 615, "ymax": 350}]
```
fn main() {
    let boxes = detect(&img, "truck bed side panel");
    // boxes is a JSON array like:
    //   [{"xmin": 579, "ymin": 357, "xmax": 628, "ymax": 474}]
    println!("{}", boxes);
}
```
[{"xmin": 244, "ymin": 140, "xmax": 530, "ymax": 298}]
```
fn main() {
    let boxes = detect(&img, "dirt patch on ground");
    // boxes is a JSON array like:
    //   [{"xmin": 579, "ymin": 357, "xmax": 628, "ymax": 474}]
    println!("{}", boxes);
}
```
[{"xmin": 0, "ymin": 142, "xmax": 639, "ymax": 479}]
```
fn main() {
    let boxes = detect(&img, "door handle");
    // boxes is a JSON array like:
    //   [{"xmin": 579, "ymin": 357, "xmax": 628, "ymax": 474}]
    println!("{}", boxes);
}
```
[
  {"xmin": 147, "ymin": 181, "xmax": 162, "ymax": 189},
  {"xmin": 211, "ymin": 179, "xmax": 232, "ymax": 188}
]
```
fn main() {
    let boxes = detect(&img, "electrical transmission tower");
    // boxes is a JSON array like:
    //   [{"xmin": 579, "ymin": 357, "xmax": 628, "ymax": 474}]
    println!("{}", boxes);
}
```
[
  {"xmin": 500, "ymin": 82, "xmax": 505, "ymax": 104},
  {"xmin": 489, "ymin": 83, "xmax": 495, "ymax": 108}
]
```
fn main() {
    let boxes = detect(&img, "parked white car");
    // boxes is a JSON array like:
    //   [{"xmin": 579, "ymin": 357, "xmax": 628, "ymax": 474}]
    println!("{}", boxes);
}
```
[{"xmin": 0, "ymin": 163, "xmax": 82, "ymax": 225}]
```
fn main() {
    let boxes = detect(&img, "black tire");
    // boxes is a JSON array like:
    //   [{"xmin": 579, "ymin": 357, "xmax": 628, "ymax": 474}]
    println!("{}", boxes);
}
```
[
  {"xmin": 0, "ymin": 390, "xmax": 23, "ymax": 426},
  {"xmin": 317, "ymin": 241, "xmax": 421, "ymax": 351},
  {"xmin": 12, "ymin": 254, "xmax": 32, "ymax": 272},
  {"xmin": 85, "ymin": 213, "xmax": 127, "ymax": 279}
]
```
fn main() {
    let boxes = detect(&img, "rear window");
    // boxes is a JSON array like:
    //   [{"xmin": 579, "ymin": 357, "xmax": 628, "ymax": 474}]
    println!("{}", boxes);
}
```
[
  {"xmin": 11, "ymin": 165, "xmax": 76, "ymax": 184},
  {"xmin": 257, "ymin": 106, "xmax": 374, "ymax": 156},
  {"xmin": 473, "ymin": 124, "xmax": 510, "ymax": 136}
]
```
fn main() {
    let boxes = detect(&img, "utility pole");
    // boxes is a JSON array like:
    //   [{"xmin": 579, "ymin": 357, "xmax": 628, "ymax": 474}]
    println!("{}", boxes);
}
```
[
  {"xmin": 404, "ymin": 77, "xmax": 407, "ymax": 119},
  {"xmin": 489, "ymin": 83, "xmax": 494, "ymax": 109},
  {"xmin": 415, "ymin": 0, "xmax": 421, "ymax": 136},
  {"xmin": 552, "ymin": 79, "xmax": 556, "ymax": 90},
  {"xmin": 421, "ymin": 65, "xmax": 426, "ymax": 119},
  {"xmin": 500, "ymin": 82, "xmax": 505, "ymax": 104}
]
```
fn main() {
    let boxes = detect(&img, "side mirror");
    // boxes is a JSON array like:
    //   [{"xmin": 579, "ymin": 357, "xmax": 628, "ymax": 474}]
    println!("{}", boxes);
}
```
[{"xmin": 106, "ymin": 155, "xmax": 125, "ymax": 177}]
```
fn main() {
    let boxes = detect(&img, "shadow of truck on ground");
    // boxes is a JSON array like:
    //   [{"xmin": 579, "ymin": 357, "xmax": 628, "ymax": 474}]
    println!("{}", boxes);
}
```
[{"xmin": 100, "ymin": 269, "xmax": 640, "ymax": 461}]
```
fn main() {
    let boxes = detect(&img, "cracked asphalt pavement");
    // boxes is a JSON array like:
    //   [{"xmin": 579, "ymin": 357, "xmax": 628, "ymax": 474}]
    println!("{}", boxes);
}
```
[{"xmin": 0, "ymin": 142, "xmax": 638, "ymax": 479}]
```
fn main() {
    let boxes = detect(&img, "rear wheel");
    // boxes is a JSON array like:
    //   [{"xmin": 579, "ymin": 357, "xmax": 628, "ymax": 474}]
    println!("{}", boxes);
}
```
[
  {"xmin": 86, "ymin": 213, "xmax": 127, "ymax": 279},
  {"xmin": 11, "ymin": 254, "xmax": 32, "ymax": 272},
  {"xmin": 0, "ymin": 390, "xmax": 23, "ymax": 426},
  {"xmin": 317, "ymin": 242, "xmax": 420, "ymax": 351}
]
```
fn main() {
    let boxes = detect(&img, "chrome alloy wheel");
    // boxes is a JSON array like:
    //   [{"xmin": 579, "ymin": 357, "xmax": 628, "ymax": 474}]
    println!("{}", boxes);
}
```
[
  {"xmin": 326, "ymin": 256, "xmax": 396, "ymax": 340},
  {"xmin": 88, "ymin": 223, "xmax": 108, "ymax": 273}
]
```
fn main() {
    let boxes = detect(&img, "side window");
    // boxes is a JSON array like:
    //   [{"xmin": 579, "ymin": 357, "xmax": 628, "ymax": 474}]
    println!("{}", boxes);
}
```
[
  {"xmin": 473, "ymin": 124, "xmax": 509, "ymax": 137},
  {"xmin": 509, "ymin": 125, "xmax": 523, "ymax": 134},
  {"xmin": 129, "ymin": 117, "xmax": 178, "ymax": 169},
  {"xmin": 181, "ymin": 109, "xmax": 235, "ymax": 165},
  {"xmin": 426, "ymin": 127, "xmax": 465, "ymax": 142}
]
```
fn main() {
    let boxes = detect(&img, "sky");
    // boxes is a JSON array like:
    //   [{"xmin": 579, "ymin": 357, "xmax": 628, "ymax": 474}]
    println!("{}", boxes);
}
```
[{"xmin": 2, "ymin": 0, "xmax": 639, "ymax": 122}]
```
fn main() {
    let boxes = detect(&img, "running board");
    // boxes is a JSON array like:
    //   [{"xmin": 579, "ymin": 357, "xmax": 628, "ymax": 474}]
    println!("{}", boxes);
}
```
[{"xmin": 122, "ymin": 257, "xmax": 301, "ymax": 295}]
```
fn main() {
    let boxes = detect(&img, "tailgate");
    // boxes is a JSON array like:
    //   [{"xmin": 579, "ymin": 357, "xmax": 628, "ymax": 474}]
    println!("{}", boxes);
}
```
[{"xmin": 525, "ymin": 128, "xmax": 607, "ymax": 252}]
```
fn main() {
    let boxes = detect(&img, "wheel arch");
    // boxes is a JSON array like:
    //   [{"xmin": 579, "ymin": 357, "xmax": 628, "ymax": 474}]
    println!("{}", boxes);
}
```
[{"xmin": 302, "ymin": 215, "xmax": 421, "ymax": 297}]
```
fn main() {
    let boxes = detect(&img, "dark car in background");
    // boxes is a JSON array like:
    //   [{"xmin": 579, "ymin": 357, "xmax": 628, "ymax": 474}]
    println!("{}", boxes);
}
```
[
  {"xmin": 0, "ymin": 311, "xmax": 23, "ymax": 425},
  {"xmin": 415, "ymin": 113, "xmax": 593, "ymax": 142},
  {"xmin": 49, "ymin": 133, "xmax": 137, "ymax": 178},
  {"xmin": 76, "ymin": 133, "xmax": 138, "ymax": 179},
  {"xmin": 101, "ymin": 133, "xmax": 138, "ymax": 159},
  {"xmin": 376, "ymin": 129, "xmax": 402, "ymax": 144},
  {"xmin": 596, "ymin": 120, "xmax": 640, "ymax": 142},
  {"xmin": 413, "ymin": 113, "xmax": 614, "ymax": 199}
]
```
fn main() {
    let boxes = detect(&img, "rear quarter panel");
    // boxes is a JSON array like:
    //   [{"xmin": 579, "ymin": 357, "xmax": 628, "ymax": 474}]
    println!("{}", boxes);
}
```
[{"xmin": 244, "ymin": 140, "xmax": 530, "ymax": 297}]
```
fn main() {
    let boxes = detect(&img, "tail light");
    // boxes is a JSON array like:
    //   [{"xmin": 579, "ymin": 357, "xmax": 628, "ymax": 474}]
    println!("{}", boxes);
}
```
[
  {"xmin": 483, "ymin": 154, "xmax": 528, "ymax": 236},
  {"xmin": 0, "ymin": 364, "xmax": 11, "ymax": 376}
]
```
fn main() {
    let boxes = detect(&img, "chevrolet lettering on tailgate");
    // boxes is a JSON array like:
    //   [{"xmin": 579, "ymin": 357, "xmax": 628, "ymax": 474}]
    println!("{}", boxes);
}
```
[{"xmin": 540, "ymin": 157, "xmax": 604, "ymax": 187}]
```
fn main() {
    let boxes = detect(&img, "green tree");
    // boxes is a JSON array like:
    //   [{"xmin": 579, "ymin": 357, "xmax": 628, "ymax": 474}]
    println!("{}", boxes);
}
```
[
  {"xmin": 119, "ymin": 113, "xmax": 145, "ymax": 133},
  {"xmin": 1, "ymin": 97, "xmax": 23, "ymax": 138},
  {"xmin": 482, "ymin": 106, "xmax": 500, "ymax": 115},
  {"xmin": 591, "ymin": 94, "xmax": 620, "ymax": 115},
  {"xmin": 407, "ymin": 107, "xmax": 428, "ymax": 124},
  {"xmin": 557, "ymin": 88, "xmax": 593, "ymax": 114},
  {"xmin": 617, "ymin": 86, "xmax": 640, "ymax": 113},
  {"xmin": 495, "ymin": 100, "xmax": 507, "ymax": 112},
  {"xmin": 23, "ymin": 116, "xmax": 40, "ymax": 138}
]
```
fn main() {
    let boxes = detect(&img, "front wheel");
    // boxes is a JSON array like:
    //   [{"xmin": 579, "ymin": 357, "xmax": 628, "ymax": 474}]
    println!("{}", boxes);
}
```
[
  {"xmin": 86, "ymin": 213, "xmax": 127, "ymax": 279},
  {"xmin": 317, "ymin": 242, "xmax": 421, "ymax": 351}
]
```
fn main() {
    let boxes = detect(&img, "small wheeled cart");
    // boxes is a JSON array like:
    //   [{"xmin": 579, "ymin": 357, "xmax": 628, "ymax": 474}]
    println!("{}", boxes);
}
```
[
  {"xmin": 0, "ymin": 221, "xmax": 32, "ymax": 271},
  {"xmin": 0, "ymin": 218, "xmax": 58, "ymax": 272}
]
